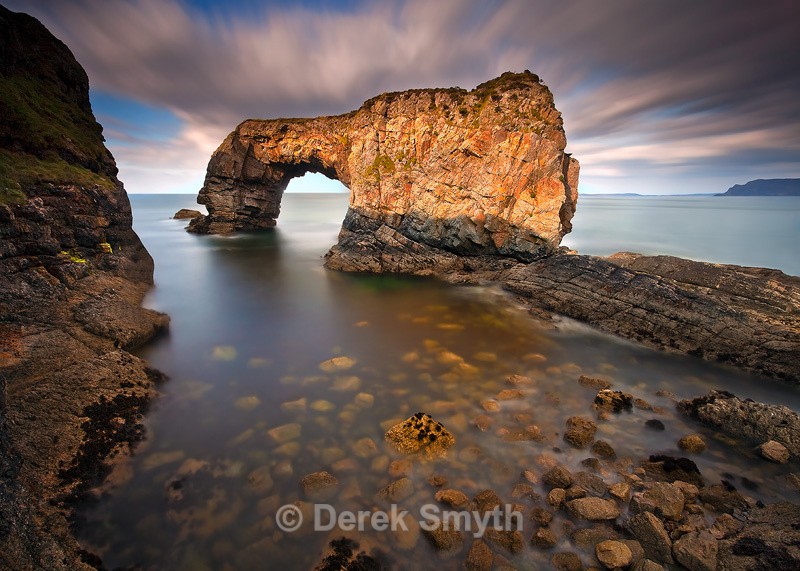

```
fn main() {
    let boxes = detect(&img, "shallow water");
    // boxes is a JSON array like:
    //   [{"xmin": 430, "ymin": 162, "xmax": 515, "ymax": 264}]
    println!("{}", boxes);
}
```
[{"xmin": 75, "ymin": 193, "xmax": 800, "ymax": 569}]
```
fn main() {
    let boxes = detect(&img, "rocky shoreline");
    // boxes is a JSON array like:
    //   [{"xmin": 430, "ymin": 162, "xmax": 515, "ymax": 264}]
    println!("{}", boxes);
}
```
[{"xmin": 299, "ymin": 388, "xmax": 800, "ymax": 570}]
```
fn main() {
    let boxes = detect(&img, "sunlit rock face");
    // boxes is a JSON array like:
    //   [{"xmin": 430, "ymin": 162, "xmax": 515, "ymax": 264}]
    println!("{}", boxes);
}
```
[{"xmin": 189, "ymin": 71, "xmax": 579, "ymax": 264}]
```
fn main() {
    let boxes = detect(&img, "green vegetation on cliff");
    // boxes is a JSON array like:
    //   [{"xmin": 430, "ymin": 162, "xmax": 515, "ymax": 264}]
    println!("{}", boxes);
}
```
[{"xmin": 0, "ymin": 5, "xmax": 117, "ymax": 203}]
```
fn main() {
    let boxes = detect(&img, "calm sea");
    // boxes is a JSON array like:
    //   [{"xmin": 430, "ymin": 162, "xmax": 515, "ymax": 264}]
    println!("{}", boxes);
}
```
[
  {"xmin": 74, "ymin": 194, "xmax": 800, "ymax": 569},
  {"xmin": 564, "ymin": 195, "xmax": 800, "ymax": 276}
]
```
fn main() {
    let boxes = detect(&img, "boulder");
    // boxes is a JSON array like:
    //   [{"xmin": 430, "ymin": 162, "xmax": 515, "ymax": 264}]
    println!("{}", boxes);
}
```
[
  {"xmin": 672, "ymin": 531, "xmax": 718, "ymax": 571},
  {"xmin": 384, "ymin": 412, "xmax": 455, "ymax": 457},
  {"xmin": 596, "ymin": 540, "xmax": 633, "ymax": 569},
  {"xmin": 565, "ymin": 497, "xmax": 620, "ymax": 520},
  {"xmin": 564, "ymin": 416, "xmax": 597, "ymax": 448},
  {"xmin": 173, "ymin": 208, "xmax": 203, "ymax": 220},
  {"xmin": 628, "ymin": 511, "xmax": 674, "ymax": 564},
  {"xmin": 759, "ymin": 440, "xmax": 790, "ymax": 463}
]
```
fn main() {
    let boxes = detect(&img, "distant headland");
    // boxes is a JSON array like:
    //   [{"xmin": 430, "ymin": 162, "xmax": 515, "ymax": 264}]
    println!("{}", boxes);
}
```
[{"xmin": 718, "ymin": 178, "xmax": 800, "ymax": 196}]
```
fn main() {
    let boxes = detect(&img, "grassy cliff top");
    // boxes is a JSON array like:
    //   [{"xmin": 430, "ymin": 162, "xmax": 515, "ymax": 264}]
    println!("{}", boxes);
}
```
[{"xmin": 0, "ymin": 5, "xmax": 117, "ymax": 203}]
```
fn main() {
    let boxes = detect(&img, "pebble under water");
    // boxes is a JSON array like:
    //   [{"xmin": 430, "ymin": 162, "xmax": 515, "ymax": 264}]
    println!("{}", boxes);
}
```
[{"xmin": 74, "ymin": 193, "xmax": 800, "ymax": 570}]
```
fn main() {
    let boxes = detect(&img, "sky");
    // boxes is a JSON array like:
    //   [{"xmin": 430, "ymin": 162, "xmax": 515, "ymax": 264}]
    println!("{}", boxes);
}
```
[{"xmin": 7, "ymin": 0, "xmax": 800, "ymax": 195}]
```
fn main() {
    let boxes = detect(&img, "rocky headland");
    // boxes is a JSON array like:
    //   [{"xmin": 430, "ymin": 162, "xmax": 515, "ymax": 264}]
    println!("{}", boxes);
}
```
[
  {"xmin": 717, "ymin": 178, "xmax": 800, "ymax": 196},
  {"xmin": 1, "ymin": 6, "xmax": 167, "ymax": 569}
]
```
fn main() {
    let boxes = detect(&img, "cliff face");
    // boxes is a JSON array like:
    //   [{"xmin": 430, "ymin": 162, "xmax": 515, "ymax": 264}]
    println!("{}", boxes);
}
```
[
  {"xmin": 0, "ymin": 6, "xmax": 167, "ymax": 570},
  {"xmin": 189, "ymin": 71, "xmax": 579, "ymax": 264}
]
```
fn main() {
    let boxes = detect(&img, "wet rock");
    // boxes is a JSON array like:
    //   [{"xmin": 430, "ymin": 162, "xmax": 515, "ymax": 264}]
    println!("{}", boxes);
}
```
[
  {"xmin": 548, "ymin": 488, "xmax": 566, "ymax": 507},
  {"xmin": 300, "ymin": 471, "xmax": 339, "ymax": 501},
  {"xmin": 280, "ymin": 397, "xmax": 307, "ymax": 412},
  {"xmin": 311, "ymin": 399, "xmax": 336, "ymax": 412},
  {"xmin": 511, "ymin": 483, "xmax": 538, "ymax": 501},
  {"xmin": 484, "ymin": 529, "xmax": 524, "ymax": 554},
  {"xmin": 591, "ymin": 439, "xmax": 617, "ymax": 459},
  {"xmin": 566, "ymin": 497, "xmax": 620, "ymax": 520},
  {"xmin": 673, "ymin": 531, "xmax": 718, "ymax": 571},
  {"xmin": 645, "ymin": 419, "xmax": 665, "ymax": 431},
  {"xmin": 699, "ymin": 482, "xmax": 748, "ymax": 514},
  {"xmin": 506, "ymin": 374, "xmax": 530, "ymax": 386},
  {"xmin": 641, "ymin": 455, "xmax": 704, "ymax": 487},
  {"xmin": 311, "ymin": 537, "xmax": 384, "ymax": 571},
  {"xmin": 318, "ymin": 356, "xmax": 357, "ymax": 372},
  {"xmin": 596, "ymin": 540, "xmax": 633, "ymax": 569},
  {"xmin": 473, "ymin": 414, "xmax": 493, "ymax": 431},
  {"xmin": 759, "ymin": 440, "xmax": 790, "ymax": 463},
  {"xmin": 173, "ymin": 208, "xmax": 203, "ymax": 219},
  {"xmin": 472, "ymin": 489, "xmax": 502, "ymax": 514},
  {"xmin": 551, "ymin": 551, "xmax": 584, "ymax": 571},
  {"xmin": 496, "ymin": 389, "xmax": 525, "ymax": 401},
  {"xmin": 571, "ymin": 524, "xmax": 618, "ymax": 548},
  {"xmin": 267, "ymin": 422, "xmax": 301, "ymax": 444},
  {"xmin": 388, "ymin": 458, "xmax": 412, "ymax": 477},
  {"xmin": 622, "ymin": 539, "xmax": 645, "ymax": 566},
  {"xmin": 672, "ymin": 481, "xmax": 699, "ymax": 503},
  {"xmin": 594, "ymin": 389, "xmax": 633, "ymax": 413},
  {"xmin": 573, "ymin": 471, "xmax": 609, "ymax": 497},
  {"xmin": 428, "ymin": 474, "xmax": 448, "ymax": 488},
  {"xmin": 717, "ymin": 502, "xmax": 800, "ymax": 571},
  {"xmin": 351, "ymin": 437, "xmax": 378, "ymax": 458},
  {"xmin": 609, "ymin": 482, "xmax": 631, "ymax": 502},
  {"xmin": 434, "ymin": 489, "xmax": 469, "ymax": 509},
  {"xmin": 384, "ymin": 412, "xmax": 455, "ymax": 458},
  {"xmin": 246, "ymin": 466, "xmax": 273, "ymax": 495},
  {"xmin": 543, "ymin": 464, "xmax": 574, "ymax": 488},
  {"xmin": 530, "ymin": 526, "xmax": 558, "ymax": 549},
  {"xmin": 630, "ymin": 482, "xmax": 685, "ymax": 521},
  {"xmin": 529, "ymin": 506, "xmax": 554, "ymax": 527},
  {"xmin": 565, "ymin": 485, "xmax": 587, "ymax": 501},
  {"xmin": 628, "ymin": 511, "xmax": 674, "ymax": 564},
  {"xmin": 481, "ymin": 400, "xmax": 501, "ymax": 412},
  {"xmin": 392, "ymin": 513, "xmax": 420, "ymax": 550},
  {"xmin": 710, "ymin": 513, "xmax": 742, "ymax": 540},
  {"xmin": 579, "ymin": 375, "xmax": 612, "ymax": 390},
  {"xmin": 422, "ymin": 523, "xmax": 463, "ymax": 555},
  {"xmin": 376, "ymin": 477, "xmax": 413, "ymax": 503},
  {"xmin": 564, "ymin": 416, "xmax": 597, "ymax": 448},
  {"xmin": 678, "ymin": 391, "xmax": 800, "ymax": 457},
  {"xmin": 354, "ymin": 392, "xmax": 374, "ymax": 407},
  {"xmin": 678, "ymin": 434, "xmax": 707, "ymax": 454},
  {"xmin": 633, "ymin": 560, "xmax": 665, "ymax": 571},
  {"xmin": 465, "ymin": 539, "xmax": 493, "ymax": 570}
]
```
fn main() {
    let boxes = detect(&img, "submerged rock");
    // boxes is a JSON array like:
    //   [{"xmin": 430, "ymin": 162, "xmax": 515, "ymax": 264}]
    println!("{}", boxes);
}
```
[
  {"xmin": 300, "ymin": 471, "xmax": 339, "ymax": 501},
  {"xmin": 384, "ymin": 412, "xmax": 455, "ymax": 458}
]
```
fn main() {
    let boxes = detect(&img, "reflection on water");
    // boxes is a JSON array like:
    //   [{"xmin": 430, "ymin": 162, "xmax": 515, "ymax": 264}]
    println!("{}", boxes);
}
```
[{"xmin": 76, "ymin": 194, "xmax": 800, "ymax": 569}]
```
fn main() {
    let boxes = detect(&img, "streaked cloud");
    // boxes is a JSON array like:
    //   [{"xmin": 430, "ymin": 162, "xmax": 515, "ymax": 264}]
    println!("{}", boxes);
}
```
[{"xmin": 6, "ymin": 0, "xmax": 799, "ymax": 194}]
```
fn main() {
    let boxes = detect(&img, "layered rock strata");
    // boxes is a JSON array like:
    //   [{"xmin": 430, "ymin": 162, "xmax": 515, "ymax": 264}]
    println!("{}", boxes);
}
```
[
  {"xmin": 0, "ymin": 6, "xmax": 167, "ymax": 569},
  {"xmin": 189, "ymin": 71, "xmax": 579, "ymax": 263}
]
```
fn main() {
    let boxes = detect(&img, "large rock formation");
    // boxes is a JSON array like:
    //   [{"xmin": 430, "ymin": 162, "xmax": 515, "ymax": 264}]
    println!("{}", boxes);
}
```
[
  {"xmin": 0, "ymin": 6, "xmax": 167, "ymax": 569},
  {"xmin": 189, "ymin": 71, "xmax": 579, "ymax": 264}
]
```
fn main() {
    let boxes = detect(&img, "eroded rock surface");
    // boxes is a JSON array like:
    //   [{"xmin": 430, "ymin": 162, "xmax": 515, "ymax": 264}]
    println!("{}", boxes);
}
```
[
  {"xmin": 189, "ymin": 71, "xmax": 579, "ymax": 264},
  {"xmin": 678, "ymin": 390, "xmax": 800, "ymax": 456}
]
